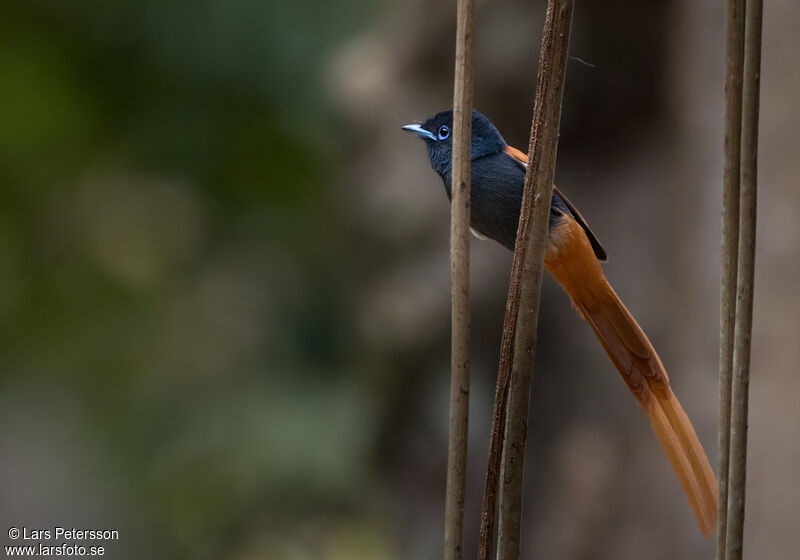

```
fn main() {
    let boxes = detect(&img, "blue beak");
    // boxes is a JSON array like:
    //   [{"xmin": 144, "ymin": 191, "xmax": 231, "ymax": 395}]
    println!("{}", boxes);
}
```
[{"xmin": 402, "ymin": 124, "xmax": 437, "ymax": 141}]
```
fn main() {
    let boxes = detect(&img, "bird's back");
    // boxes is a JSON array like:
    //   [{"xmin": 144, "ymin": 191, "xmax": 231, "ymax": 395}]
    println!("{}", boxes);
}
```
[{"xmin": 467, "ymin": 151, "xmax": 580, "ymax": 251}]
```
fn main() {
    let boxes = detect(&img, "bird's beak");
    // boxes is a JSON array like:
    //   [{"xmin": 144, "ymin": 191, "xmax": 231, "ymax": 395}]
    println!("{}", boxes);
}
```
[{"xmin": 402, "ymin": 124, "xmax": 437, "ymax": 141}]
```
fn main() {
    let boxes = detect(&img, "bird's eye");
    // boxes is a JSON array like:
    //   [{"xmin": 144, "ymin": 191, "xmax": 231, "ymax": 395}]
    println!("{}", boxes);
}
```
[{"xmin": 437, "ymin": 125, "xmax": 450, "ymax": 140}]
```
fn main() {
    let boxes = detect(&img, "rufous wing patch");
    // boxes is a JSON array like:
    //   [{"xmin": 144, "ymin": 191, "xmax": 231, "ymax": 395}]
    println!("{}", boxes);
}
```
[
  {"xmin": 504, "ymin": 144, "xmax": 528, "ymax": 165},
  {"xmin": 503, "ymin": 145, "xmax": 607, "ymax": 261}
]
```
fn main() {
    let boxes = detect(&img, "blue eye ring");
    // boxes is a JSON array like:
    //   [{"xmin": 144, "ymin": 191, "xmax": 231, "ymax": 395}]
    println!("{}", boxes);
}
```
[{"xmin": 437, "ymin": 125, "xmax": 450, "ymax": 140}]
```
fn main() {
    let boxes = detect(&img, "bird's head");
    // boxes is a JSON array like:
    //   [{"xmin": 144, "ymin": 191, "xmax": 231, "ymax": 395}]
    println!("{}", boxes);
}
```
[{"xmin": 402, "ymin": 109, "xmax": 507, "ymax": 177}]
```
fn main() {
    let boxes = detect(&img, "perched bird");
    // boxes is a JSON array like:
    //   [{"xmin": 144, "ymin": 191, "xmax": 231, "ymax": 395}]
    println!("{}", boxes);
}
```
[{"xmin": 403, "ymin": 109, "xmax": 718, "ymax": 536}]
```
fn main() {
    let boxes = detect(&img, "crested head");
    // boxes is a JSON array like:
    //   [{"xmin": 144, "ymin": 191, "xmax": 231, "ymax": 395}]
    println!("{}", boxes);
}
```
[{"xmin": 403, "ymin": 109, "xmax": 507, "ymax": 178}]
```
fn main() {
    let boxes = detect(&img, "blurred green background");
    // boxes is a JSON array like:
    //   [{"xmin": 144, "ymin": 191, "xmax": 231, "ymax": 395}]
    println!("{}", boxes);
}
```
[
  {"xmin": 0, "ymin": 1, "xmax": 379, "ymax": 558},
  {"xmin": 1, "ymin": 1, "xmax": 798, "ymax": 559}
]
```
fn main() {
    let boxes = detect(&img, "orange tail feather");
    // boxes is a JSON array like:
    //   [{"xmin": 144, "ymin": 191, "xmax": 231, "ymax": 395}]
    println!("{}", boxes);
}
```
[{"xmin": 545, "ymin": 214, "xmax": 718, "ymax": 536}]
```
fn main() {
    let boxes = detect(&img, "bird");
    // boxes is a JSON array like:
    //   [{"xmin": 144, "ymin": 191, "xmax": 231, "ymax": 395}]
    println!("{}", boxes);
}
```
[{"xmin": 403, "ymin": 109, "xmax": 718, "ymax": 536}]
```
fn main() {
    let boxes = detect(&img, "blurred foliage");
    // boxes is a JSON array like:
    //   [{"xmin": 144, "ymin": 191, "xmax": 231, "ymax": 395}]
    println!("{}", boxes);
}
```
[{"xmin": 0, "ymin": 1, "xmax": 385, "ymax": 558}]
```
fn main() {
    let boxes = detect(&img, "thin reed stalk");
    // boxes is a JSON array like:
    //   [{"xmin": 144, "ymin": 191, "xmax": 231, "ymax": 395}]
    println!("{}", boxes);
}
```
[
  {"xmin": 444, "ymin": 0, "xmax": 475, "ymax": 558},
  {"xmin": 724, "ymin": 0, "xmax": 762, "ymax": 558},
  {"xmin": 717, "ymin": 0, "xmax": 746, "ymax": 556},
  {"xmin": 484, "ymin": 2, "xmax": 574, "ymax": 559}
]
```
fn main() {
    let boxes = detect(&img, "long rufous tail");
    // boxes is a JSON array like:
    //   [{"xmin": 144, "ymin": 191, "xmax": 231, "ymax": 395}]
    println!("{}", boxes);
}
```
[{"xmin": 545, "ymin": 213, "xmax": 718, "ymax": 536}]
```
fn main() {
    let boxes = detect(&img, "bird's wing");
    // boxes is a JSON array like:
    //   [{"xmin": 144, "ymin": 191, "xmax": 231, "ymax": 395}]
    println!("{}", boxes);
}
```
[{"xmin": 503, "ymin": 145, "xmax": 607, "ymax": 261}]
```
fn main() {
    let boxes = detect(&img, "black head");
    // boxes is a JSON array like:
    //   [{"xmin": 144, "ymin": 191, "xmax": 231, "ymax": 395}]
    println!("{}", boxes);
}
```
[{"xmin": 402, "ymin": 110, "xmax": 507, "ymax": 178}]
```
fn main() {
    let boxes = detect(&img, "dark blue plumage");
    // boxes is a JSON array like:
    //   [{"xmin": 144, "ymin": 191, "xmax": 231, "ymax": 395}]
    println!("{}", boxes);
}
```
[{"xmin": 403, "ymin": 110, "xmax": 605, "ymax": 257}]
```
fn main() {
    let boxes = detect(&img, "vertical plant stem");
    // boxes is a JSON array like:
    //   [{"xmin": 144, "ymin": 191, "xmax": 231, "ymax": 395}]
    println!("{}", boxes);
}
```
[
  {"xmin": 725, "ymin": 0, "xmax": 761, "ymax": 558},
  {"xmin": 495, "ymin": 2, "xmax": 574, "ymax": 559},
  {"xmin": 445, "ymin": 0, "xmax": 475, "ymax": 558},
  {"xmin": 717, "ymin": 1, "xmax": 745, "ymax": 557},
  {"xmin": 478, "ymin": 352, "xmax": 511, "ymax": 560}
]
